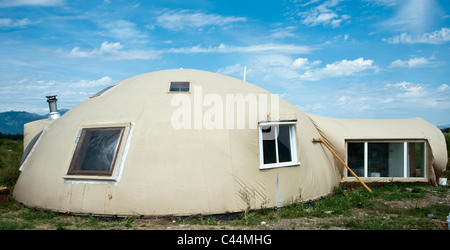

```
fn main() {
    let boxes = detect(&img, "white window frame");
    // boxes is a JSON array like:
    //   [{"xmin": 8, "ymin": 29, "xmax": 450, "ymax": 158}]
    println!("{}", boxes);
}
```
[
  {"xmin": 345, "ymin": 140, "xmax": 427, "ymax": 179},
  {"xmin": 258, "ymin": 121, "xmax": 300, "ymax": 170}
]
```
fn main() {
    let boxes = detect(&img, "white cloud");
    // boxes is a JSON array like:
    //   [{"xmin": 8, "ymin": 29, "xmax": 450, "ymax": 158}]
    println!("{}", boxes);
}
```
[
  {"xmin": 389, "ymin": 57, "xmax": 432, "ymax": 68},
  {"xmin": 386, "ymin": 81, "xmax": 427, "ymax": 98},
  {"xmin": 64, "ymin": 42, "xmax": 313, "ymax": 61},
  {"xmin": 364, "ymin": 0, "xmax": 400, "ymax": 7},
  {"xmin": 300, "ymin": 0, "xmax": 322, "ymax": 7},
  {"xmin": 0, "ymin": 75, "xmax": 116, "ymax": 113},
  {"xmin": 102, "ymin": 20, "xmax": 147, "ymax": 41},
  {"xmin": 292, "ymin": 58, "xmax": 310, "ymax": 69},
  {"xmin": 380, "ymin": 81, "xmax": 450, "ymax": 111},
  {"xmin": 299, "ymin": 103, "xmax": 326, "ymax": 114},
  {"xmin": 304, "ymin": 79, "xmax": 450, "ymax": 121},
  {"xmin": 67, "ymin": 41, "xmax": 160, "ymax": 60},
  {"xmin": 73, "ymin": 76, "xmax": 113, "ymax": 88},
  {"xmin": 217, "ymin": 63, "xmax": 246, "ymax": 76},
  {"xmin": 156, "ymin": 9, "xmax": 246, "ymax": 31},
  {"xmin": 292, "ymin": 57, "xmax": 321, "ymax": 69},
  {"xmin": 166, "ymin": 43, "xmax": 313, "ymax": 55},
  {"xmin": 303, "ymin": 12, "xmax": 338, "ymax": 27},
  {"xmin": 270, "ymin": 26, "xmax": 297, "ymax": 38},
  {"xmin": 0, "ymin": 18, "xmax": 35, "ymax": 28},
  {"xmin": 0, "ymin": 0, "xmax": 63, "ymax": 7},
  {"xmin": 383, "ymin": 27, "xmax": 450, "ymax": 44},
  {"xmin": 219, "ymin": 57, "xmax": 376, "ymax": 84},
  {"xmin": 438, "ymin": 84, "xmax": 449, "ymax": 92},
  {"xmin": 338, "ymin": 95, "xmax": 350, "ymax": 105},
  {"xmin": 379, "ymin": 0, "xmax": 442, "ymax": 33},
  {"xmin": 300, "ymin": 57, "xmax": 377, "ymax": 81},
  {"xmin": 299, "ymin": 0, "xmax": 350, "ymax": 28},
  {"xmin": 219, "ymin": 55, "xmax": 305, "ymax": 81}
]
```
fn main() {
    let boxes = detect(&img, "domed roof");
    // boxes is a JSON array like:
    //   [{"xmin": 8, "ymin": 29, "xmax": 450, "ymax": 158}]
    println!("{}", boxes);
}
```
[
  {"xmin": 13, "ymin": 69, "xmax": 385, "ymax": 216},
  {"xmin": 14, "ymin": 69, "xmax": 448, "ymax": 216}
]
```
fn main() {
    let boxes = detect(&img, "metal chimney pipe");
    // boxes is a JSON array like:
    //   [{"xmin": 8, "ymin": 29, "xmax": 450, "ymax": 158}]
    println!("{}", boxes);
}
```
[{"xmin": 46, "ymin": 95, "xmax": 60, "ymax": 120}]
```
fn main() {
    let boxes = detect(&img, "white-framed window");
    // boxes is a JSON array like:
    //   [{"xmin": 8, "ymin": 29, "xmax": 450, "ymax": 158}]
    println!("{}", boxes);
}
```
[
  {"xmin": 346, "ymin": 140, "xmax": 426, "ymax": 178},
  {"xmin": 258, "ymin": 121, "xmax": 300, "ymax": 169}
]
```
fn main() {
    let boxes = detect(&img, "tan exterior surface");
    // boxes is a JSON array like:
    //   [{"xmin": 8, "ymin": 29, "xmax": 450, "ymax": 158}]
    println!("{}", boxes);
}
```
[
  {"xmin": 14, "ymin": 69, "xmax": 340, "ymax": 216},
  {"xmin": 307, "ymin": 114, "xmax": 448, "ymax": 185},
  {"xmin": 13, "ymin": 69, "xmax": 447, "ymax": 216}
]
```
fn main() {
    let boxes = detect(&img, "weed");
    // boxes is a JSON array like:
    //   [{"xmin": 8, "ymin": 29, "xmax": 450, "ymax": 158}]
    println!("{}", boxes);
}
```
[
  {"xmin": 257, "ymin": 198, "xmax": 271, "ymax": 216},
  {"xmin": 123, "ymin": 216, "xmax": 136, "ymax": 228},
  {"xmin": 0, "ymin": 139, "xmax": 22, "ymax": 187},
  {"xmin": 373, "ymin": 183, "xmax": 427, "ymax": 201},
  {"xmin": 53, "ymin": 221, "xmax": 72, "ymax": 230},
  {"xmin": 279, "ymin": 202, "xmax": 307, "ymax": 218}
]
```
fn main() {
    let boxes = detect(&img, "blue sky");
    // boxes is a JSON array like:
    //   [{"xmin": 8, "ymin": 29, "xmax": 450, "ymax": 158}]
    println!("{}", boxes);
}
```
[{"xmin": 0, "ymin": 0, "xmax": 449, "ymax": 126}]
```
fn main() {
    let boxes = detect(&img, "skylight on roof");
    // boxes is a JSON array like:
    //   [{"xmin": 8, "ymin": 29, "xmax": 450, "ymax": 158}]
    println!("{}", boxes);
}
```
[
  {"xmin": 90, "ymin": 84, "xmax": 117, "ymax": 98},
  {"xmin": 169, "ymin": 81, "xmax": 190, "ymax": 92}
]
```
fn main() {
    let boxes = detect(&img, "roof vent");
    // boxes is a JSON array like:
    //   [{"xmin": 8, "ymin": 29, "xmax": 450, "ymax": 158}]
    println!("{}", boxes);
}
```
[{"xmin": 46, "ymin": 95, "xmax": 60, "ymax": 120}]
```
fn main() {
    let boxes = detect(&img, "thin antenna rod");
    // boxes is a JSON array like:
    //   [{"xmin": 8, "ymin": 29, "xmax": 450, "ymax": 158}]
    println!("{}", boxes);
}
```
[{"xmin": 243, "ymin": 66, "xmax": 247, "ymax": 82}]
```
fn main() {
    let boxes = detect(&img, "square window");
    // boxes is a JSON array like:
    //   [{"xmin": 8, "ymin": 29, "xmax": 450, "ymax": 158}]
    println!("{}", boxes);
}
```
[
  {"xmin": 169, "ymin": 81, "xmax": 190, "ymax": 92},
  {"xmin": 259, "ymin": 122, "xmax": 299, "ymax": 169},
  {"xmin": 67, "ymin": 127, "xmax": 125, "ymax": 176}
]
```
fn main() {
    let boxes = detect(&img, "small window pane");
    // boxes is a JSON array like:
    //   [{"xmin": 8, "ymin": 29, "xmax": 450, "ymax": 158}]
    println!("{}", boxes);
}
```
[
  {"xmin": 347, "ymin": 142, "xmax": 364, "ymax": 177},
  {"xmin": 368, "ymin": 142, "xmax": 403, "ymax": 177},
  {"xmin": 262, "ymin": 125, "xmax": 276, "ymax": 164},
  {"xmin": 68, "ymin": 127, "xmax": 124, "ymax": 176},
  {"xmin": 408, "ymin": 142, "xmax": 425, "ymax": 177},
  {"xmin": 170, "ymin": 82, "xmax": 190, "ymax": 92},
  {"xmin": 277, "ymin": 125, "xmax": 292, "ymax": 162}
]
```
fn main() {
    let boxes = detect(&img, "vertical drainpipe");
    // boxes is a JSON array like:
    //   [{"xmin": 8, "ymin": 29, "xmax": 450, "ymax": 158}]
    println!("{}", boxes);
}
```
[{"xmin": 46, "ymin": 95, "xmax": 60, "ymax": 120}]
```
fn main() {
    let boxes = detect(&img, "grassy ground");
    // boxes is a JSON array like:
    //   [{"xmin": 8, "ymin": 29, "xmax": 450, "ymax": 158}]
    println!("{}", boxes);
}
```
[
  {"xmin": 0, "ymin": 138, "xmax": 22, "ymax": 188},
  {"xmin": 1, "ymin": 133, "xmax": 449, "ymax": 230},
  {"xmin": 1, "ymin": 183, "xmax": 449, "ymax": 230}
]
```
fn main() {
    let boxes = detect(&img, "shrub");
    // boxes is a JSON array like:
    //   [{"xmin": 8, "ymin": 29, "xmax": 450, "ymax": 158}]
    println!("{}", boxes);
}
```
[{"xmin": 0, "ymin": 139, "xmax": 23, "ymax": 188}]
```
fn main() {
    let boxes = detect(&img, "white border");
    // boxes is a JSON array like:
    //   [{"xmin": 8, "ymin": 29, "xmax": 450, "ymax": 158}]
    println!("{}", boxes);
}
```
[
  {"xmin": 345, "ymin": 140, "xmax": 427, "ymax": 179},
  {"xmin": 258, "ymin": 121, "xmax": 300, "ymax": 170}
]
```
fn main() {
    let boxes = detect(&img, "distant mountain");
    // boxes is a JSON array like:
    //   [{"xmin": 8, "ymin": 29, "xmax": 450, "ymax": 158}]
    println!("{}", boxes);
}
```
[
  {"xmin": 0, "ymin": 110, "xmax": 68, "ymax": 135},
  {"xmin": 438, "ymin": 124, "xmax": 450, "ymax": 130},
  {"xmin": 0, "ymin": 111, "xmax": 45, "ymax": 135},
  {"xmin": 1, "ymin": 109, "xmax": 448, "ymax": 135}
]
